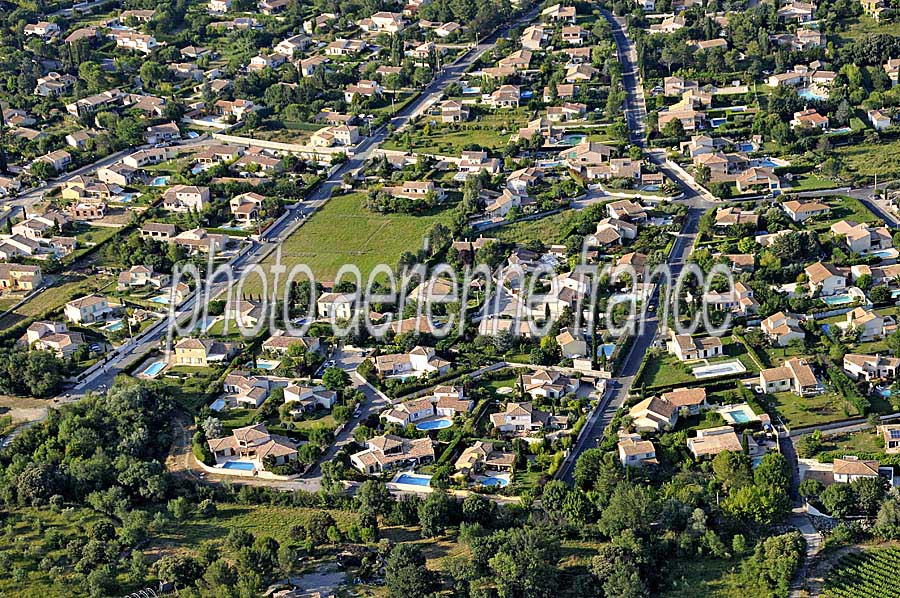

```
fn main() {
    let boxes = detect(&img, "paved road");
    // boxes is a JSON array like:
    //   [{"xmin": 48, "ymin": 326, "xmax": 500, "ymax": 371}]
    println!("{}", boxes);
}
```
[
  {"xmin": 557, "ymin": 14, "xmax": 715, "ymax": 484},
  {"xmin": 604, "ymin": 10, "xmax": 648, "ymax": 147},
  {"xmin": 54, "ymin": 3, "xmax": 544, "ymax": 403}
]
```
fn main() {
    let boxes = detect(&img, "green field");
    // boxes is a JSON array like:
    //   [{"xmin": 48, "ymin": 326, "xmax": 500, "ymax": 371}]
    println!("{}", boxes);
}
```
[
  {"xmin": 382, "ymin": 110, "xmax": 530, "ymax": 155},
  {"xmin": 252, "ymin": 192, "xmax": 455, "ymax": 289},
  {"xmin": 762, "ymin": 390, "xmax": 859, "ymax": 429},
  {"xmin": 834, "ymin": 138, "xmax": 900, "ymax": 180},
  {"xmin": 494, "ymin": 210, "xmax": 582, "ymax": 244}
]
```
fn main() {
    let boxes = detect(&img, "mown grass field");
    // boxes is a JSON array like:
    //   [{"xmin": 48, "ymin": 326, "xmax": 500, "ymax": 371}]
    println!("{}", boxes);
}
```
[{"xmin": 248, "ymin": 192, "xmax": 456, "ymax": 291}]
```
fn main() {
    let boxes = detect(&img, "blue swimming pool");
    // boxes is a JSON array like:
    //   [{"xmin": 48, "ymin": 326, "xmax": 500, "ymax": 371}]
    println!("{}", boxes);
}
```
[
  {"xmin": 480, "ymin": 476, "xmax": 509, "ymax": 487},
  {"xmin": 822, "ymin": 294, "xmax": 853, "ymax": 306},
  {"xmin": 416, "ymin": 418, "xmax": 452, "ymax": 431},
  {"xmin": 150, "ymin": 295, "xmax": 169, "ymax": 304},
  {"xmin": 737, "ymin": 142, "xmax": 755, "ymax": 152},
  {"xmin": 798, "ymin": 88, "xmax": 826, "ymax": 101},
  {"xmin": 104, "ymin": 320, "xmax": 124, "ymax": 331},
  {"xmin": 561, "ymin": 134, "xmax": 585, "ymax": 145},
  {"xmin": 222, "ymin": 461, "xmax": 255, "ymax": 471},
  {"xmin": 210, "ymin": 398, "xmax": 227, "ymax": 411},
  {"xmin": 710, "ymin": 117, "xmax": 727, "ymax": 128},
  {"xmin": 150, "ymin": 176, "xmax": 170, "ymax": 186},
  {"xmin": 142, "ymin": 361, "xmax": 165, "ymax": 376},
  {"xmin": 725, "ymin": 410, "xmax": 751, "ymax": 423},
  {"xmin": 396, "ymin": 473, "xmax": 432, "ymax": 486},
  {"xmin": 598, "ymin": 343, "xmax": 615, "ymax": 358}
]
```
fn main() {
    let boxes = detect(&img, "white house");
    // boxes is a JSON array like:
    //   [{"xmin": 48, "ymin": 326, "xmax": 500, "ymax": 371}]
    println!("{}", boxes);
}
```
[
  {"xmin": 844, "ymin": 353, "xmax": 900, "ymax": 381},
  {"xmin": 759, "ymin": 358, "xmax": 819, "ymax": 396}
]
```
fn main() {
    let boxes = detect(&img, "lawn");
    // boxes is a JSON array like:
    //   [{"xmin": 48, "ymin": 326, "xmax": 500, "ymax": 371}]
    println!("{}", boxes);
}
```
[
  {"xmin": 783, "ymin": 174, "xmax": 839, "ymax": 193},
  {"xmin": 382, "ymin": 110, "xmax": 530, "ymax": 155},
  {"xmin": 811, "ymin": 428, "xmax": 885, "ymax": 457},
  {"xmin": 805, "ymin": 196, "xmax": 879, "ymax": 232},
  {"xmin": 762, "ymin": 390, "xmax": 859, "ymax": 429},
  {"xmin": 493, "ymin": 210, "xmax": 582, "ymax": 245},
  {"xmin": 248, "ymin": 192, "xmax": 456, "ymax": 290},
  {"xmin": 636, "ymin": 350, "xmax": 695, "ymax": 389},
  {"xmin": 835, "ymin": 15, "xmax": 900, "ymax": 42},
  {"xmin": 834, "ymin": 138, "xmax": 900, "ymax": 179},
  {"xmin": 0, "ymin": 273, "xmax": 115, "ymax": 332}
]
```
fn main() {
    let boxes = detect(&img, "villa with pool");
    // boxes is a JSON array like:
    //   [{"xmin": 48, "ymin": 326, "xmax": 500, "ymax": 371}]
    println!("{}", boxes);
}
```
[
  {"xmin": 350, "ymin": 434, "xmax": 435, "ymax": 475},
  {"xmin": 454, "ymin": 440, "xmax": 515, "ymax": 487},
  {"xmin": 206, "ymin": 423, "xmax": 299, "ymax": 473},
  {"xmin": 380, "ymin": 385, "xmax": 473, "ymax": 430}
]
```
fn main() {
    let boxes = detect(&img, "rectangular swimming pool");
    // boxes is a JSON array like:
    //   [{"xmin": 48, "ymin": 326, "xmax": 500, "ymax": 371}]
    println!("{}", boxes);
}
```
[
  {"xmin": 222, "ymin": 461, "xmax": 255, "ymax": 471},
  {"xmin": 396, "ymin": 473, "xmax": 432, "ymax": 486}
]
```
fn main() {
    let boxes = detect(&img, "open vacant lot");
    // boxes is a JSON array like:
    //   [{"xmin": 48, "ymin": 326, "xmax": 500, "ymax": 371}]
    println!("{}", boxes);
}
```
[{"xmin": 250, "ymin": 192, "xmax": 455, "ymax": 292}]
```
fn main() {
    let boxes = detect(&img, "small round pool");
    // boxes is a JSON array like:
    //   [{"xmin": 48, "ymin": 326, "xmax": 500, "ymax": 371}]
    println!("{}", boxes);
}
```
[
  {"xmin": 416, "ymin": 418, "xmax": 452, "ymax": 431},
  {"xmin": 480, "ymin": 476, "xmax": 508, "ymax": 487}
]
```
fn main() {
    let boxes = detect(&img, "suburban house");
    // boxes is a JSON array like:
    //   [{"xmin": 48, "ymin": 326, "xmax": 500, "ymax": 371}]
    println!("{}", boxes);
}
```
[
  {"xmin": 833, "ymin": 456, "xmax": 887, "ymax": 484},
  {"xmin": 761, "ymin": 311, "xmax": 806, "ymax": 346},
  {"xmin": 64, "ymin": 295, "xmax": 111, "ymax": 324},
  {"xmin": 117, "ymin": 265, "xmax": 169, "ymax": 290},
  {"xmin": 617, "ymin": 433, "xmax": 657, "ymax": 467},
  {"xmin": 840, "ymin": 307, "xmax": 895, "ymax": 341},
  {"xmin": 782, "ymin": 199, "xmax": 830, "ymax": 222},
  {"xmin": 316, "ymin": 292, "xmax": 355, "ymax": 320},
  {"xmin": 454, "ymin": 441, "xmax": 515, "ymax": 478},
  {"xmin": 593, "ymin": 217, "xmax": 638, "ymax": 246},
  {"xmin": 230, "ymin": 192, "xmax": 265, "ymax": 222},
  {"xmin": 440, "ymin": 100, "xmax": 470, "ymax": 123},
  {"xmin": 522, "ymin": 369, "xmax": 580, "ymax": 399},
  {"xmin": 687, "ymin": 426, "xmax": 743, "ymax": 458},
  {"xmin": 139, "ymin": 223, "xmax": 177, "ymax": 241},
  {"xmin": 843, "ymin": 353, "xmax": 900, "ymax": 381},
  {"xmin": 172, "ymin": 338, "xmax": 238, "ymax": 367},
  {"xmin": 629, "ymin": 396, "xmax": 678, "ymax": 432},
  {"xmin": 222, "ymin": 371, "xmax": 272, "ymax": 408},
  {"xmin": 606, "ymin": 199, "xmax": 647, "ymax": 222},
  {"xmin": 24, "ymin": 321, "xmax": 83, "ymax": 357},
  {"xmin": 261, "ymin": 333, "xmax": 321, "ymax": 355},
  {"xmin": 163, "ymin": 185, "xmax": 210, "ymax": 212},
  {"xmin": 350, "ymin": 434, "xmax": 435, "ymax": 474},
  {"xmin": 660, "ymin": 387, "xmax": 709, "ymax": 416},
  {"xmin": 668, "ymin": 331, "xmax": 723, "ymax": 361},
  {"xmin": 375, "ymin": 346, "xmax": 451, "ymax": 378},
  {"xmin": 830, "ymin": 220, "xmax": 892, "ymax": 254},
  {"xmin": 882, "ymin": 425, "xmax": 900, "ymax": 453},
  {"xmin": 805, "ymin": 261, "xmax": 847, "ymax": 296},
  {"xmin": 284, "ymin": 384, "xmax": 337, "ymax": 412},
  {"xmin": 207, "ymin": 424, "xmax": 299, "ymax": 468},
  {"xmin": 490, "ymin": 402, "xmax": 566, "ymax": 435},
  {"xmin": 869, "ymin": 109, "xmax": 892, "ymax": 131},
  {"xmin": 791, "ymin": 108, "xmax": 829, "ymax": 129},
  {"xmin": 715, "ymin": 207, "xmax": 759, "ymax": 228},
  {"xmin": 381, "ymin": 397, "xmax": 439, "ymax": 427},
  {"xmin": 703, "ymin": 281, "xmax": 759, "ymax": 315},
  {"xmin": 556, "ymin": 328, "xmax": 587, "ymax": 358},
  {"xmin": 759, "ymin": 358, "xmax": 819, "ymax": 396},
  {"xmin": 0, "ymin": 263, "xmax": 42, "ymax": 291}
]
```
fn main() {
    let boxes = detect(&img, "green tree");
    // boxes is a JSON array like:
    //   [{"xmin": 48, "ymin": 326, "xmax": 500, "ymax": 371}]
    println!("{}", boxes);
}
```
[
  {"xmin": 385, "ymin": 544, "xmax": 436, "ymax": 597},
  {"xmin": 418, "ymin": 490, "xmax": 453, "ymax": 537},
  {"xmin": 322, "ymin": 367, "xmax": 350, "ymax": 391}
]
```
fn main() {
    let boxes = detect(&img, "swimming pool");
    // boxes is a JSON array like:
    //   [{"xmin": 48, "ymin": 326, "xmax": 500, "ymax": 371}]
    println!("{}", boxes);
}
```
[
  {"xmin": 396, "ymin": 473, "xmax": 432, "ymax": 486},
  {"xmin": 561, "ymin": 134, "xmax": 585, "ymax": 145},
  {"xmin": 710, "ymin": 117, "xmax": 727, "ymax": 128},
  {"xmin": 737, "ymin": 142, "xmax": 755, "ymax": 152},
  {"xmin": 222, "ymin": 461, "xmax": 255, "ymax": 471},
  {"xmin": 877, "ymin": 386, "xmax": 893, "ymax": 398},
  {"xmin": 822, "ymin": 294, "xmax": 853, "ymax": 306},
  {"xmin": 252, "ymin": 359, "xmax": 281, "ymax": 370},
  {"xmin": 416, "ymin": 418, "xmax": 452, "ymax": 431},
  {"xmin": 692, "ymin": 360, "xmax": 747, "ymax": 379},
  {"xmin": 798, "ymin": 88, "xmax": 826, "ymax": 101},
  {"xmin": 598, "ymin": 343, "xmax": 615, "ymax": 358},
  {"xmin": 142, "ymin": 361, "xmax": 165, "ymax": 377},
  {"xmin": 870, "ymin": 249, "xmax": 897, "ymax": 260},
  {"xmin": 210, "ymin": 398, "xmax": 227, "ymax": 411},
  {"xmin": 150, "ymin": 295, "xmax": 169, "ymax": 304},
  {"xmin": 103, "ymin": 320, "xmax": 124, "ymax": 332},
  {"xmin": 724, "ymin": 410, "xmax": 751, "ymax": 423},
  {"xmin": 150, "ymin": 176, "xmax": 170, "ymax": 186},
  {"xmin": 755, "ymin": 159, "xmax": 780, "ymax": 168},
  {"xmin": 480, "ymin": 476, "xmax": 509, "ymax": 487}
]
